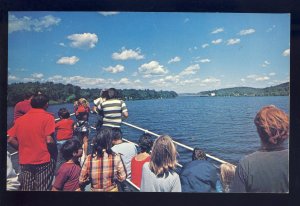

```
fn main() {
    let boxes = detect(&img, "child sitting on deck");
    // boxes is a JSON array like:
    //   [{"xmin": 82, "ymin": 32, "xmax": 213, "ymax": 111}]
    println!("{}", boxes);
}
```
[
  {"xmin": 218, "ymin": 163, "xmax": 236, "ymax": 192},
  {"xmin": 79, "ymin": 127, "xmax": 127, "ymax": 192},
  {"xmin": 74, "ymin": 98, "xmax": 91, "ymax": 158},
  {"xmin": 131, "ymin": 133, "xmax": 153, "ymax": 188},
  {"xmin": 55, "ymin": 108, "xmax": 75, "ymax": 172},
  {"xmin": 52, "ymin": 139, "xmax": 83, "ymax": 191}
]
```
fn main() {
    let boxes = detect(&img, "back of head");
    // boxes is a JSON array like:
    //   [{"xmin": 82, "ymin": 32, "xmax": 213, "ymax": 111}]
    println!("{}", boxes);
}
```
[
  {"xmin": 112, "ymin": 128, "xmax": 122, "ymax": 141},
  {"xmin": 93, "ymin": 127, "xmax": 114, "ymax": 156},
  {"xmin": 254, "ymin": 105, "xmax": 289, "ymax": 146},
  {"xmin": 61, "ymin": 139, "xmax": 81, "ymax": 161},
  {"xmin": 107, "ymin": 88, "xmax": 118, "ymax": 100},
  {"xmin": 220, "ymin": 163, "xmax": 236, "ymax": 192},
  {"xmin": 58, "ymin": 108, "xmax": 70, "ymax": 119},
  {"xmin": 100, "ymin": 89, "xmax": 109, "ymax": 99},
  {"xmin": 138, "ymin": 133, "xmax": 154, "ymax": 153},
  {"xmin": 150, "ymin": 135, "xmax": 177, "ymax": 176},
  {"xmin": 192, "ymin": 148, "xmax": 207, "ymax": 161},
  {"xmin": 30, "ymin": 94, "xmax": 49, "ymax": 109}
]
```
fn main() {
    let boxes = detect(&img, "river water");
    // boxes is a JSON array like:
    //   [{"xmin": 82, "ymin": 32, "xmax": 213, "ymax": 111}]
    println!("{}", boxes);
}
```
[{"xmin": 7, "ymin": 96, "xmax": 289, "ymax": 168}]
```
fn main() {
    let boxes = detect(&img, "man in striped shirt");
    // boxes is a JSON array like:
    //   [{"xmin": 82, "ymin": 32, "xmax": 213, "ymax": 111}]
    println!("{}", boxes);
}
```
[{"xmin": 98, "ymin": 88, "xmax": 128, "ymax": 128}]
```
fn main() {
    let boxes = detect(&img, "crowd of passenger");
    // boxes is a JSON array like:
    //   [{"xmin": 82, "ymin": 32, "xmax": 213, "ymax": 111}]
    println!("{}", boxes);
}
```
[{"xmin": 7, "ymin": 88, "xmax": 289, "ymax": 193}]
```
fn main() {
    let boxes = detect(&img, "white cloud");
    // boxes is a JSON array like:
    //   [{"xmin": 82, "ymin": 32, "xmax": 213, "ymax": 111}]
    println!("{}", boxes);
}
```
[
  {"xmin": 118, "ymin": 78, "xmax": 131, "ymax": 85},
  {"xmin": 238, "ymin": 29, "xmax": 256, "ymax": 36},
  {"xmin": 282, "ymin": 48, "xmax": 290, "ymax": 56},
  {"xmin": 195, "ymin": 58, "xmax": 211, "ymax": 63},
  {"xmin": 241, "ymin": 78, "xmax": 246, "ymax": 82},
  {"xmin": 57, "ymin": 56, "xmax": 79, "ymax": 65},
  {"xmin": 247, "ymin": 74, "xmax": 270, "ymax": 81},
  {"xmin": 31, "ymin": 73, "xmax": 44, "ymax": 79},
  {"xmin": 261, "ymin": 60, "xmax": 271, "ymax": 67},
  {"xmin": 59, "ymin": 43, "xmax": 66, "ymax": 47},
  {"xmin": 227, "ymin": 38, "xmax": 240, "ymax": 45},
  {"xmin": 202, "ymin": 77, "xmax": 221, "ymax": 84},
  {"xmin": 67, "ymin": 33, "xmax": 98, "ymax": 49},
  {"xmin": 179, "ymin": 64, "xmax": 200, "ymax": 76},
  {"xmin": 202, "ymin": 44, "xmax": 209, "ymax": 48},
  {"xmin": 168, "ymin": 56, "xmax": 181, "ymax": 64},
  {"xmin": 211, "ymin": 39, "xmax": 222, "ymax": 44},
  {"xmin": 134, "ymin": 79, "xmax": 141, "ymax": 83},
  {"xmin": 103, "ymin": 65, "xmax": 125, "ymax": 73},
  {"xmin": 112, "ymin": 47, "xmax": 144, "ymax": 60},
  {"xmin": 211, "ymin": 28, "xmax": 224, "ymax": 34},
  {"xmin": 98, "ymin": 12, "xmax": 119, "ymax": 16},
  {"xmin": 8, "ymin": 75, "xmax": 19, "ymax": 81},
  {"xmin": 269, "ymin": 72, "xmax": 276, "ymax": 76},
  {"xmin": 9, "ymin": 14, "xmax": 61, "ymax": 33},
  {"xmin": 23, "ymin": 78, "xmax": 36, "ymax": 82},
  {"xmin": 138, "ymin": 61, "xmax": 168, "ymax": 76}
]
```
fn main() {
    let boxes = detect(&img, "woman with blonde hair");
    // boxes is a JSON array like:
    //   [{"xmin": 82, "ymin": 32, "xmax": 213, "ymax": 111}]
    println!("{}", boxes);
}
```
[
  {"xmin": 231, "ymin": 105, "xmax": 289, "ymax": 192},
  {"xmin": 140, "ymin": 135, "xmax": 181, "ymax": 192}
]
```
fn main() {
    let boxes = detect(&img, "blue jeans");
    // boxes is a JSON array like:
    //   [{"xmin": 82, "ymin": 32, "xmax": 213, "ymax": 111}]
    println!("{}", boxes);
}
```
[{"xmin": 55, "ymin": 140, "xmax": 68, "ymax": 174}]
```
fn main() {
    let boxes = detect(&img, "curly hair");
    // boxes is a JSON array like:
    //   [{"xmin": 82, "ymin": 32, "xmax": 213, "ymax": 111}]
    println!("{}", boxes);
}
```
[{"xmin": 254, "ymin": 105, "xmax": 289, "ymax": 146}]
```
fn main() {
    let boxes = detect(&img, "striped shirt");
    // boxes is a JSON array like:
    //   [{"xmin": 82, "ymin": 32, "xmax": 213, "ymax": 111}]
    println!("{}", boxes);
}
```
[
  {"xmin": 79, "ymin": 152, "xmax": 127, "ymax": 191},
  {"xmin": 98, "ymin": 99, "xmax": 128, "ymax": 128}
]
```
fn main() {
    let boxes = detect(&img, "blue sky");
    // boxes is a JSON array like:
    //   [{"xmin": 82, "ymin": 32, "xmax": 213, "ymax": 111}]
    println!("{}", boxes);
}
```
[{"xmin": 8, "ymin": 12, "xmax": 290, "ymax": 93}]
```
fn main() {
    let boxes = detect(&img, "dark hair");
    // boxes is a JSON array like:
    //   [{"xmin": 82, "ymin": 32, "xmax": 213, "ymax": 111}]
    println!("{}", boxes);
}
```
[
  {"xmin": 192, "ymin": 148, "xmax": 207, "ymax": 160},
  {"xmin": 112, "ymin": 127, "xmax": 122, "ymax": 141},
  {"xmin": 100, "ymin": 89, "xmax": 109, "ymax": 99},
  {"xmin": 30, "ymin": 94, "xmax": 49, "ymax": 108},
  {"xmin": 138, "ymin": 133, "xmax": 153, "ymax": 153},
  {"xmin": 58, "ymin": 108, "xmax": 70, "ymax": 119},
  {"xmin": 93, "ymin": 127, "xmax": 114, "ymax": 157},
  {"xmin": 107, "ymin": 88, "xmax": 118, "ymax": 99},
  {"xmin": 61, "ymin": 139, "xmax": 82, "ymax": 161},
  {"xmin": 254, "ymin": 105, "xmax": 289, "ymax": 146}
]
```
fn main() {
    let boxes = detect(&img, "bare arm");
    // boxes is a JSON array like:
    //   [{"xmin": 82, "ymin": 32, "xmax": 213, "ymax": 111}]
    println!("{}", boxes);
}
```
[
  {"xmin": 7, "ymin": 136, "xmax": 19, "ymax": 150},
  {"xmin": 122, "ymin": 111, "xmax": 128, "ymax": 119}
]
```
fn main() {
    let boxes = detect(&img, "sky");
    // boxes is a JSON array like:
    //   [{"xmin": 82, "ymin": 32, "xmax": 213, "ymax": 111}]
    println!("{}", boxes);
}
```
[{"xmin": 8, "ymin": 12, "xmax": 290, "ymax": 93}]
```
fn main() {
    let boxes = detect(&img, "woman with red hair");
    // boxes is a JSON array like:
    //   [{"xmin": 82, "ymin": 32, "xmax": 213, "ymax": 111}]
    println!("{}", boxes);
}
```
[{"xmin": 231, "ymin": 105, "xmax": 289, "ymax": 192}]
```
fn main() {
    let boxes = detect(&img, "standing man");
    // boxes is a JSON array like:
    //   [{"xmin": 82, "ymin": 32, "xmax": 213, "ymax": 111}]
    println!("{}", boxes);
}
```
[
  {"xmin": 98, "ymin": 88, "xmax": 128, "ymax": 128},
  {"xmin": 13, "ymin": 92, "xmax": 33, "ymax": 122},
  {"xmin": 7, "ymin": 94, "xmax": 57, "ymax": 191}
]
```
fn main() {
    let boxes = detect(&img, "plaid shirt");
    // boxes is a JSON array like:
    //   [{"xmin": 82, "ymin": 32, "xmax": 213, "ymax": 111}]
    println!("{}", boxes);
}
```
[{"xmin": 79, "ymin": 152, "xmax": 127, "ymax": 191}]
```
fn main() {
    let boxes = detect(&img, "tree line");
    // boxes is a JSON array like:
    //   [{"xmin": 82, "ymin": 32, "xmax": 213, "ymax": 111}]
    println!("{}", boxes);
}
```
[
  {"xmin": 198, "ymin": 82, "xmax": 289, "ymax": 97},
  {"xmin": 7, "ymin": 82, "xmax": 178, "ymax": 106}
]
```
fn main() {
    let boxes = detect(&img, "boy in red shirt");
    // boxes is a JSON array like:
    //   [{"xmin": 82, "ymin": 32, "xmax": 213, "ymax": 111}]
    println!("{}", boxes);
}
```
[
  {"xmin": 7, "ymin": 94, "xmax": 57, "ymax": 191},
  {"xmin": 55, "ymin": 108, "xmax": 75, "ymax": 173},
  {"xmin": 52, "ymin": 139, "xmax": 82, "ymax": 191}
]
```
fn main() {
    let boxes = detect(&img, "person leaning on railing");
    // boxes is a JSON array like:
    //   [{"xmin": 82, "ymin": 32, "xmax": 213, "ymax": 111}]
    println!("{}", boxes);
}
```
[{"xmin": 231, "ymin": 105, "xmax": 289, "ymax": 193}]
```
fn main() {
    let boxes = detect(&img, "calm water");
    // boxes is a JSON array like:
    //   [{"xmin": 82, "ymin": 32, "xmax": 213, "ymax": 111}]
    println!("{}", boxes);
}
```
[{"xmin": 7, "ymin": 96, "xmax": 289, "ymax": 166}]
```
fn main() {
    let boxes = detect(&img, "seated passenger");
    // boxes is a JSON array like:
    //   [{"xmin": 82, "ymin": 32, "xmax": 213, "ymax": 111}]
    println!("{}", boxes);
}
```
[
  {"xmin": 216, "ymin": 163, "xmax": 236, "ymax": 193},
  {"xmin": 140, "ymin": 135, "xmax": 181, "ymax": 192},
  {"xmin": 180, "ymin": 148, "xmax": 218, "ymax": 192},
  {"xmin": 111, "ymin": 128, "xmax": 137, "ymax": 178},
  {"xmin": 111, "ymin": 128, "xmax": 137, "ymax": 192},
  {"xmin": 79, "ymin": 127, "xmax": 126, "ymax": 192},
  {"xmin": 231, "ymin": 105, "xmax": 289, "ymax": 192},
  {"xmin": 52, "ymin": 139, "xmax": 82, "ymax": 191},
  {"xmin": 131, "ymin": 133, "xmax": 154, "ymax": 188}
]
